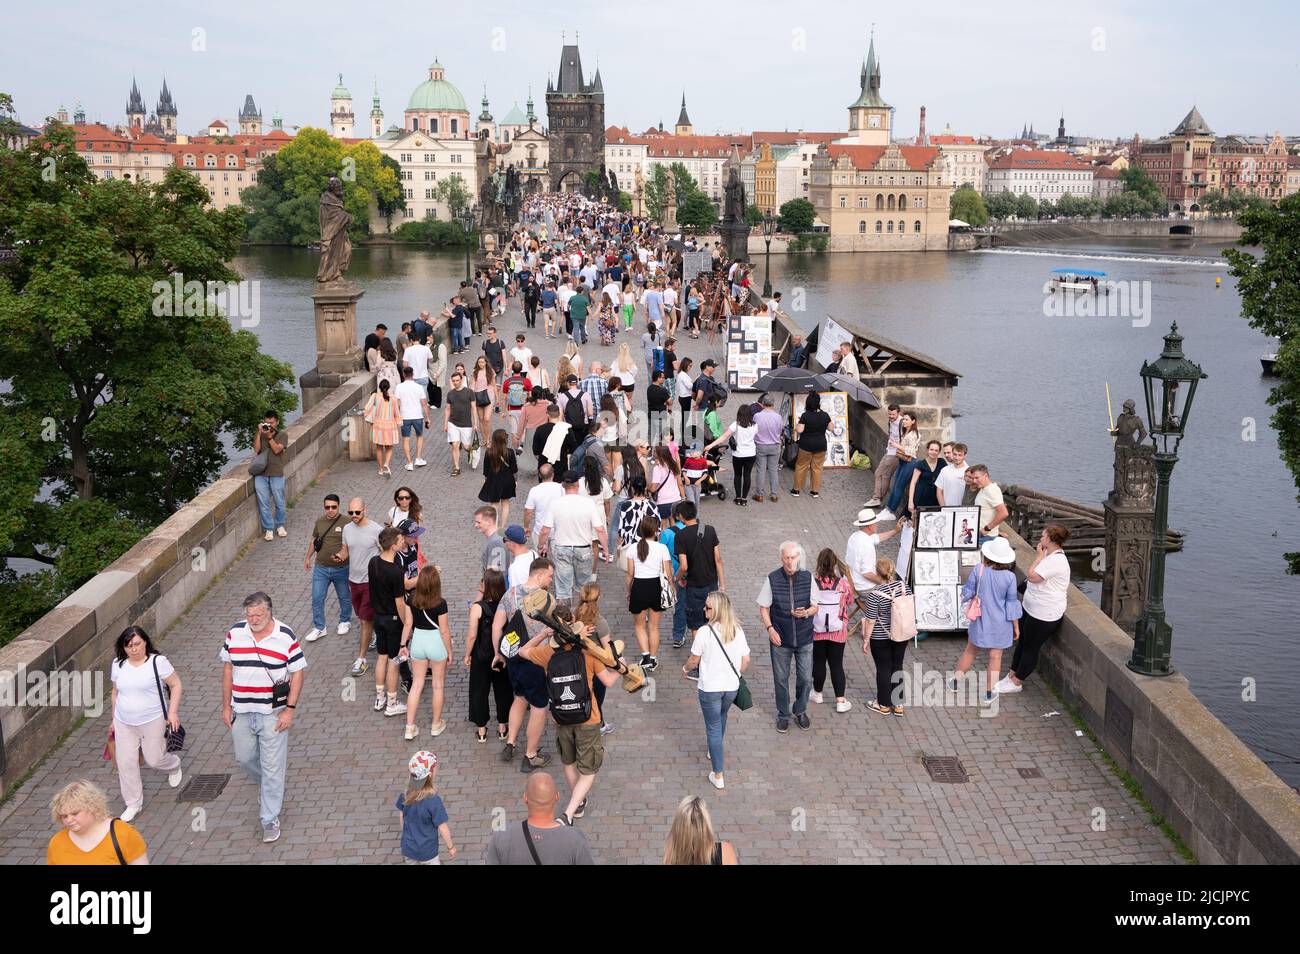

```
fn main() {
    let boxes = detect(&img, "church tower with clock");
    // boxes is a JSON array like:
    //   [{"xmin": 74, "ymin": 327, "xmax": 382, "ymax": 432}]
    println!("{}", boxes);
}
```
[{"xmin": 847, "ymin": 34, "xmax": 890, "ymax": 145}]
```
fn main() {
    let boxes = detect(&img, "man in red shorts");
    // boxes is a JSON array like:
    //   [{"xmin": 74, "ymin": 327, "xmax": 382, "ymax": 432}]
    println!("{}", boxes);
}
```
[{"xmin": 338, "ymin": 496, "xmax": 384, "ymax": 676}]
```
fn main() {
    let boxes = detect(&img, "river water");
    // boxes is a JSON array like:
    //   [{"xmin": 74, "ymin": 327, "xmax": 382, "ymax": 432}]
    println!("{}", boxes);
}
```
[{"xmin": 232, "ymin": 238, "xmax": 1300, "ymax": 787}]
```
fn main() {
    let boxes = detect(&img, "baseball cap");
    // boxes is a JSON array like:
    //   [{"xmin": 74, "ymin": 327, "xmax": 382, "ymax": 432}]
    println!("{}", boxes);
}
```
[
  {"xmin": 504, "ymin": 524, "xmax": 527, "ymax": 545},
  {"xmin": 701, "ymin": 359, "xmax": 717, "ymax": 370},
  {"xmin": 408, "ymin": 750, "xmax": 438, "ymax": 779},
  {"xmin": 397, "ymin": 519, "xmax": 425, "ymax": 538}
]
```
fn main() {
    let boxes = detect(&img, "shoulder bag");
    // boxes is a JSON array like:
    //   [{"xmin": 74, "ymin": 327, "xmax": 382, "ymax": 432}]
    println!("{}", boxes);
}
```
[
  {"xmin": 659, "ymin": 549, "xmax": 678, "ymax": 610},
  {"xmin": 521, "ymin": 820, "xmax": 544, "ymax": 865},
  {"xmin": 247, "ymin": 446, "xmax": 270, "ymax": 477},
  {"xmin": 887, "ymin": 581, "xmax": 918, "ymax": 643},
  {"xmin": 964, "ymin": 565, "xmax": 985, "ymax": 622},
  {"xmin": 152, "ymin": 656, "xmax": 186, "ymax": 753},
  {"xmin": 109, "ymin": 819, "xmax": 128, "ymax": 865},
  {"xmin": 709, "ymin": 625, "xmax": 752, "ymax": 711}
]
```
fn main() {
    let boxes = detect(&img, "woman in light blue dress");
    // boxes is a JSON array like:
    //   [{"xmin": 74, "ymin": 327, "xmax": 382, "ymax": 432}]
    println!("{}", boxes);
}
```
[{"xmin": 951, "ymin": 537, "xmax": 1022, "ymax": 702}]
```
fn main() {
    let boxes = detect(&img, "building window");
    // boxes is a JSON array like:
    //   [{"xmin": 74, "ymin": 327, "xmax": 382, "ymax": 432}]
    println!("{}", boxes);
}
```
[
  {"xmin": 403, "ymin": 208, "xmax": 414, "ymax": 219},
  {"xmin": 875, "ymin": 194, "xmax": 884, "ymax": 210},
  {"xmin": 914, "ymin": 197, "xmax": 923, "ymax": 208},
  {"xmin": 226, "ymin": 156, "xmax": 238, "ymax": 168},
  {"xmin": 411, "ymin": 118, "xmax": 420, "ymax": 130},
  {"xmin": 205, "ymin": 155, "xmax": 216, "ymax": 168},
  {"xmin": 450, "ymin": 119, "xmax": 458, "ymax": 134},
  {"xmin": 898, "ymin": 193, "xmax": 906, "ymax": 208},
  {"xmin": 184, "ymin": 154, "xmax": 195, "ymax": 167},
  {"xmin": 859, "ymin": 221, "xmax": 866, "ymax": 233},
  {"xmin": 839, "ymin": 195, "xmax": 846, "ymax": 208},
  {"xmin": 424, "ymin": 154, "xmax": 433, "ymax": 163},
  {"xmin": 431, "ymin": 118, "xmax": 438, "ymax": 133},
  {"xmin": 426, "ymin": 188, "xmax": 434, "ymax": 199},
  {"xmin": 914, "ymin": 220, "xmax": 921, "ymax": 232},
  {"xmin": 887, "ymin": 195, "xmax": 895, "ymax": 211},
  {"xmin": 887, "ymin": 221, "xmax": 894, "ymax": 233},
  {"xmin": 899, "ymin": 220, "xmax": 905, "ymax": 232}
]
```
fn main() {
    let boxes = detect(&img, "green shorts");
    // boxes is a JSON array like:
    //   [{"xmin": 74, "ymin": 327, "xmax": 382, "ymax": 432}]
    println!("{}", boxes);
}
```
[
  {"xmin": 555, "ymin": 723, "xmax": 604, "ymax": 775},
  {"xmin": 410, "ymin": 626, "xmax": 448, "ymax": 662}
]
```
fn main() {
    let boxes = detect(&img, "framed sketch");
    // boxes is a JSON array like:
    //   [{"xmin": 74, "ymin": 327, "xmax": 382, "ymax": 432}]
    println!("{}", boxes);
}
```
[
  {"xmin": 729, "ymin": 330, "xmax": 744, "ymax": 343},
  {"xmin": 960, "ymin": 549, "xmax": 980, "ymax": 567},
  {"xmin": 950, "ymin": 507, "xmax": 980, "ymax": 549},
  {"xmin": 956, "ymin": 586, "xmax": 971, "ymax": 629},
  {"xmin": 939, "ymin": 550, "xmax": 960, "ymax": 584},
  {"xmin": 741, "ymin": 339, "xmax": 757, "ymax": 354},
  {"xmin": 916, "ymin": 509, "xmax": 954, "ymax": 550},
  {"xmin": 913, "ymin": 551, "xmax": 941, "ymax": 586},
  {"xmin": 729, "ymin": 318, "xmax": 743, "ymax": 333},
  {"xmin": 728, "ymin": 371, "xmax": 739, "ymax": 389},
  {"xmin": 914, "ymin": 585, "xmax": 958, "ymax": 630}
]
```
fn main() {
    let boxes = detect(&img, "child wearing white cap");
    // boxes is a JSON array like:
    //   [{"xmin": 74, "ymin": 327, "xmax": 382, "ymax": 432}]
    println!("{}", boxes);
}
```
[{"xmin": 395, "ymin": 751, "xmax": 457, "ymax": 864}]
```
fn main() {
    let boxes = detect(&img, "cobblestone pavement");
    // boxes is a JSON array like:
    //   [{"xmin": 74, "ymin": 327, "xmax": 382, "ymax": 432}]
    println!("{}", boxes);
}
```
[{"xmin": 0, "ymin": 309, "xmax": 1183, "ymax": 864}]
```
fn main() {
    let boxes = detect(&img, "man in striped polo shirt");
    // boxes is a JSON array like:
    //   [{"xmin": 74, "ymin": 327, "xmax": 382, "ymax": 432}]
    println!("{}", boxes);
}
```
[{"xmin": 220, "ymin": 591, "xmax": 307, "ymax": 844}]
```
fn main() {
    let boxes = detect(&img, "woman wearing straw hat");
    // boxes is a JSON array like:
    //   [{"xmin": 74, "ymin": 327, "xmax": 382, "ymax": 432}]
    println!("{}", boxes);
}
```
[{"xmin": 950, "ymin": 537, "xmax": 1023, "ymax": 702}]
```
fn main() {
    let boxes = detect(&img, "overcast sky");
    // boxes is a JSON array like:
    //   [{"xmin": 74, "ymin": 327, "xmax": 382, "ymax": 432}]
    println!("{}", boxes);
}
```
[{"xmin": 9, "ymin": 0, "xmax": 1297, "ymax": 140}]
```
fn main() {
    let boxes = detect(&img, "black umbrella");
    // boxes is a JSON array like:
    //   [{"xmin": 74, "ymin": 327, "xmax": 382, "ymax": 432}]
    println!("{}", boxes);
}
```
[
  {"xmin": 829, "ymin": 374, "xmax": 881, "ymax": 409},
  {"xmin": 754, "ymin": 366, "xmax": 827, "ymax": 393}
]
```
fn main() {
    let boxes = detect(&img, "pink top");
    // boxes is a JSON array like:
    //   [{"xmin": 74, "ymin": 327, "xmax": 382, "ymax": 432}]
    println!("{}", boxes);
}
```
[
  {"xmin": 652, "ymin": 464, "xmax": 682, "ymax": 505},
  {"xmin": 474, "ymin": 369, "xmax": 492, "ymax": 393}
]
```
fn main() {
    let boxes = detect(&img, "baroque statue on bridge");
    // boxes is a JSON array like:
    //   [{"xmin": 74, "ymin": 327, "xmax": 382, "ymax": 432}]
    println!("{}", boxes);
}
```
[{"xmin": 316, "ymin": 176, "xmax": 353, "ymax": 284}]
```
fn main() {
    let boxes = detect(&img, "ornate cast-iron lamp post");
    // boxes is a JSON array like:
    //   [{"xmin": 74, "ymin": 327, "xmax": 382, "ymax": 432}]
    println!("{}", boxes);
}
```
[
  {"xmin": 1128, "ymin": 323, "xmax": 1207, "ymax": 677},
  {"xmin": 761, "ymin": 212, "xmax": 777, "ymax": 299},
  {"xmin": 459, "ymin": 205, "xmax": 478, "ymax": 282}
]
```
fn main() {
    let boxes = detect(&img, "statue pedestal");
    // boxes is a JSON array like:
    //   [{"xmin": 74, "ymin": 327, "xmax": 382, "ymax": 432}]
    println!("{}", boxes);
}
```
[
  {"xmin": 1100, "ymin": 444, "xmax": 1156, "ymax": 634},
  {"xmin": 719, "ymin": 221, "xmax": 752, "ymax": 263},
  {"xmin": 663, "ymin": 208, "xmax": 678, "ymax": 234},
  {"xmin": 300, "ymin": 280, "xmax": 364, "ymax": 412}
]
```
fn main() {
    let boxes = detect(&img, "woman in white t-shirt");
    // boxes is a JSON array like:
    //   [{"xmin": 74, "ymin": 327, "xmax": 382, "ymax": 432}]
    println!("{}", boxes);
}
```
[
  {"xmin": 625, "ymin": 514, "xmax": 672, "ymax": 672},
  {"xmin": 684, "ymin": 592, "xmax": 751, "ymax": 790},
  {"xmin": 675, "ymin": 357, "xmax": 695, "ymax": 444},
  {"xmin": 704, "ymin": 403, "xmax": 759, "ymax": 506},
  {"xmin": 109, "ymin": 626, "xmax": 184, "ymax": 822},
  {"xmin": 998, "ymin": 524, "xmax": 1071, "ymax": 694}
]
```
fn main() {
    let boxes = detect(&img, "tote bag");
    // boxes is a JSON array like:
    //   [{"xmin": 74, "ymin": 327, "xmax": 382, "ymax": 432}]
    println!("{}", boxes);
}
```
[{"xmin": 888, "ymin": 582, "xmax": 918, "ymax": 642}]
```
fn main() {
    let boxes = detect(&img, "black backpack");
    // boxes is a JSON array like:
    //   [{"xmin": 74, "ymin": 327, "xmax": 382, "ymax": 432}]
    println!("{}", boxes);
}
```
[
  {"xmin": 546, "ymin": 647, "xmax": 592, "ymax": 725},
  {"xmin": 563, "ymin": 389, "xmax": 588, "ymax": 429}
]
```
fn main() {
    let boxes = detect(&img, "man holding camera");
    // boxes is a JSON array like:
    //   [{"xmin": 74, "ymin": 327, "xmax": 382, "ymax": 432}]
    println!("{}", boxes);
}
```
[
  {"xmin": 253, "ymin": 411, "xmax": 287, "ymax": 541},
  {"xmin": 220, "ymin": 591, "xmax": 306, "ymax": 844},
  {"xmin": 519, "ymin": 610, "xmax": 620, "ymax": 827}
]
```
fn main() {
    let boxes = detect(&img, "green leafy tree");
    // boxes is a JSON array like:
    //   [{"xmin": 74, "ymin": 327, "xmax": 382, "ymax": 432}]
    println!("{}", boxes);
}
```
[
  {"xmin": 644, "ymin": 163, "xmax": 711, "ymax": 227},
  {"xmin": 678, "ymin": 192, "xmax": 718, "ymax": 231},
  {"xmin": 241, "ymin": 127, "xmax": 398, "ymax": 243},
  {"xmin": 431, "ymin": 176, "xmax": 472, "ymax": 217},
  {"xmin": 392, "ymin": 219, "xmax": 474, "ymax": 246},
  {"xmin": 949, "ymin": 187, "xmax": 989, "ymax": 227},
  {"xmin": 0, "ymin": 122, "xmax": 296, "ymax": 636},
  {"xmin": 1014, "ymin": 192, "xmax": 1039, "ymax": 220},
  {"xmin": 745, "ymin": 204, "xmax": 765, "ymax": 227},
  {"xmin": 1224, "ymin": 193, "xmax": 1300, "ymax": 572},
  {"xmin": 778, "ymin": 198, "xmax": 816, "ymax": 233},
  {"xmin": 617, "ymin": 191, "xmax": 633, "ymax": 213},
  {"xmin": 985, "ymin": 191, "xmax": 1018, "ymax": 220},
  {"xmin": 1119, "ymin": 165, "xmax": 1166, "ymax": 213},
  {"xmin": 377, "ymin": 154, "xmax": 406, "ymax": 229}
]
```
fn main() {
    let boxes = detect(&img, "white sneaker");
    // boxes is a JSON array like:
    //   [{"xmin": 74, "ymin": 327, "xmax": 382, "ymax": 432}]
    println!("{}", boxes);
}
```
[
  {"xmin": 708, "ymin": 772, "xmax": 725, "ymax": 790},
  {"xmin": 276, "ymin": 526, "xmax": 287, "ymax": 538},
  {"xmin": 119, "ymin": 803, "xmax": 142, "ymax": 824},
  {"xmin": 809, "ymin": 690, "xmax": 825, "ymax": 705},
  {"xmin": 414, "ymin": 458, "xmax": 428, "ymax": 467},
  {"xmin": 337, "ymin": 621, "xmax": 351, "ymax": 635},
  {"xmin": 836, "ymin": 699, "xmax": 853, "ymax": 713},
  {"xmin": 263, "ymin": 530, "xmax": 273, "ymax": 541},
  {"xmin": 304, "ymin": 628, "xmax": 325, "ymax": 643},
  {"xmin": 168, "ymin": 767, "xmax": 184, "ymax": 788},
  {"xmin": 864, "ymin": 497, "xmax": 882, "ymax": 508},
  {"xmin": 875, "ymin": 509, "xmax": 895, "ymax": 521},
  {"xmin": 384, "ymin": 700, "xmax": 407, "ymax": 717},
  {"xmin": 404, "ymin": 462, "xmax": 415, "ymax": 471},
  {"xmin": 403, "ymin": 724, "xmax": 419, "ymax": 740},
  {"xmin": 995, "ymin": 676, "xmax": 1022, "ymax": 694}
]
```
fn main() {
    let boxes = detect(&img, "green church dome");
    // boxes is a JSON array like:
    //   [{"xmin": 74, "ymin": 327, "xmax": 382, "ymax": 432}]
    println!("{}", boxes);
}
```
[{"xmin": 407, "ymin": 61, "xmax": 468, "ymax": 112}]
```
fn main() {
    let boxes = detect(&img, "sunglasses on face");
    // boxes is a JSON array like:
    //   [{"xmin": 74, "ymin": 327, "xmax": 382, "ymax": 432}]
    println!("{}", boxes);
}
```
[
  {"xmin": 397, "ymin": 495, "xmax": 411, "ymax": 501},
  {"xmin": 348, "ymin": 510, "xmax": 363, "ymax": 516},
  {"xmin": 324, "ymin": 505, "xmax": 338, "ymax": 510}
]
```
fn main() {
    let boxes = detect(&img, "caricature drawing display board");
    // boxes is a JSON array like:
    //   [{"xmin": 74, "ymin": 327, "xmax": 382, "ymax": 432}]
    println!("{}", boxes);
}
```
[{"xmin": 906, "ymin": 506, "xmax": 978, "ymax": 632}]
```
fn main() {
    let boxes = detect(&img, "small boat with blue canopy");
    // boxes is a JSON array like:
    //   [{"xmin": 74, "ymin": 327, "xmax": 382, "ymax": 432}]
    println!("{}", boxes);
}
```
[{"xmin": 1049, "ymin": 268, "xmax": 1107, "ymax": 293}]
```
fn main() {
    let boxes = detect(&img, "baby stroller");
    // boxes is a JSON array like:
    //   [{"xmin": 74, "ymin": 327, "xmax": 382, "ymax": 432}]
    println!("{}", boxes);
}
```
[{"xmin": 700, "ymin": 446, "xmax": 727, "ymax": 500}]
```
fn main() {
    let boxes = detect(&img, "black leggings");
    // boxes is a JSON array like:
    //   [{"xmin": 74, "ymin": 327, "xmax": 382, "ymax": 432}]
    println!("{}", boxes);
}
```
[
  {"xmin": 812, "ymin": 640, "xmax": 846, "ymax": 697},
  {"xmin": 733, "ymin": 455, "xmax": 755, "ymax": 499},
  {"xmin": 869, "ymin": 639, "xmax": 908, "ymax": 707},
  {"xmin": 679, "ymin": 396, "xmax": 693, "ymax": 443},
  {"xmin": 468, "ymin": 656, "xmax": 513, "ymax": 728},
  {"xmin": 524, "ymin": 303, "xmax": 537, "ymax": 327},
  {"xmin": 1010, "ymin": 610, "xmax": 1062, "ymax": 681}
]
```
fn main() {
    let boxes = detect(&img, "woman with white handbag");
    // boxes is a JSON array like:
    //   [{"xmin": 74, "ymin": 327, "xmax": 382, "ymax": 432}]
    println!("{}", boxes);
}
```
[
  {"xmin": 625, "ymin": 514, "xmax": 673, "ymax": 673},
  {"xmin": 863, "ymin": 556, "xmax": 913, "ymax": 716}
]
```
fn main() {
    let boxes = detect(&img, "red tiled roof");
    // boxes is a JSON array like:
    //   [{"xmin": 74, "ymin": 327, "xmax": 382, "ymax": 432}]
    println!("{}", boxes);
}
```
[
  {"xmin": 987, "ymin": 150, "xmax": 1092, "ymax": 171},
  {"xmin": 1093, "ymin": 166, "xmax": 1122, "ymax": 179},
  {"xmin": 822, "ymin": 144, "xmax": 941, "ymax": 170},
  {"xmin": 750, "ymin": 131, "xmax": 841, "ymax": 147}
]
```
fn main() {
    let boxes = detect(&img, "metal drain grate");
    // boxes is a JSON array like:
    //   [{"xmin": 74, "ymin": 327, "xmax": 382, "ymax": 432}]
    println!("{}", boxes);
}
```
[
  {"xmin": 922, "ymin": 756, "xmax": 968, "ymax": 783},
  {"xmin": 177, "ymin": 773, "xmax": 231, "ymax": 802},
  {"xmin": 1017, "ymin": 766, "xmax": 1043, "ymax": 779}
]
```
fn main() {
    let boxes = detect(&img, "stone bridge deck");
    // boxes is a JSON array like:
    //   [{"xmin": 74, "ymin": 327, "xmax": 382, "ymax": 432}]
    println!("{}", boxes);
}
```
[{"xmin": 0, "ymin": 318, "xmax": 1182, "ymax": 864}]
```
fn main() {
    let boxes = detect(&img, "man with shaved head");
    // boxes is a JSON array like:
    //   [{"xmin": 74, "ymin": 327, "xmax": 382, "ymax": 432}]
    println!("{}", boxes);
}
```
[
  {"xmin": 337, "ymin": 497, "xmax": 384, "ymax": 677},
  {"xmin": 485, "ymin": 774, "xmax": 595, "ymax": 864}
]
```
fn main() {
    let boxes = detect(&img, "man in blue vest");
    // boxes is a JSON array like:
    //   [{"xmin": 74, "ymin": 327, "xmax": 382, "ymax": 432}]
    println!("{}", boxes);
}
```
[{"xmin": 756, "ymin": 541, "xmax": 821, "ymax": 733}]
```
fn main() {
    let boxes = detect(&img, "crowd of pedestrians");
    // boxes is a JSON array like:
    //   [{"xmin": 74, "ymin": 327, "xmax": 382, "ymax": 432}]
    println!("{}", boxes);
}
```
[{"xmin": 50, "ymin": 192, "xmax": 1061, "ymax": 866}]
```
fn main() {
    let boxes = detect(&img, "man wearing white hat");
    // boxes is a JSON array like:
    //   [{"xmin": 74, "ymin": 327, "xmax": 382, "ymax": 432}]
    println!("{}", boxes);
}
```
[{"xmin": 845, "ymin": 508, "xmax": 906, "ymax": 602}]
